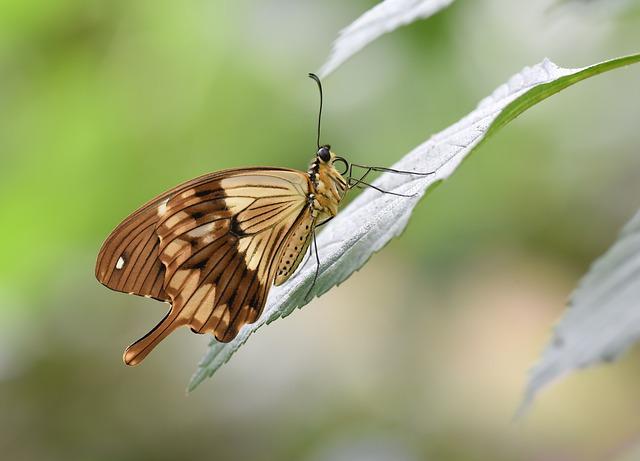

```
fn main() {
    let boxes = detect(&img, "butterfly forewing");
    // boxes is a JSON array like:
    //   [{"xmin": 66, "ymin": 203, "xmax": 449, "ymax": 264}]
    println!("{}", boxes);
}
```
[
  {"xmin": 115, "ymin": 169, "xmax": 312, "ymax": 365},
  {"xmin": 95, "ymin": 170, "xmax": 235, "ymax": 301}
]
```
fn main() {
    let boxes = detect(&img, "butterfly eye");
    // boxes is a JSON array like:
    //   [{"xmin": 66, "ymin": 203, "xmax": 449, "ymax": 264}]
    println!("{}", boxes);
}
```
[{"xmin": 317, "ymin": 145, "xmax": 331, "ymax": 162}]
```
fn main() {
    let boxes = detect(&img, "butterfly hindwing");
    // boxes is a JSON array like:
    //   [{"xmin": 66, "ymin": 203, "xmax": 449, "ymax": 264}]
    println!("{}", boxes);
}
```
[{"xmin": 121, "ymin": 169, "xmax": 312, "ymax": 365}]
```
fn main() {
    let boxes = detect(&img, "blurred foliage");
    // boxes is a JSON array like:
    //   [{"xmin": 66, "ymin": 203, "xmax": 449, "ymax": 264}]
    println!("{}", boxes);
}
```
[{"xmin": 1, "ymin": 0, "xmax": 640, "ymax": 460}]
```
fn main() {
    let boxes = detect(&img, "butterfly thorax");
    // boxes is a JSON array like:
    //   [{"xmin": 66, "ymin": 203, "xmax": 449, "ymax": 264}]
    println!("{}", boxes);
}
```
[{"xmin": 307, "ymin": 151, "xmax": 348, "ymax": 219}]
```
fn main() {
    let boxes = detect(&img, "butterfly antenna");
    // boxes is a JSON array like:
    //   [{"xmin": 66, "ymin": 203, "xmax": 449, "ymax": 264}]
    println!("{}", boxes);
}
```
[{"xmin": 308, "ymin": 73, "xmax": 323, "ymax": 149}]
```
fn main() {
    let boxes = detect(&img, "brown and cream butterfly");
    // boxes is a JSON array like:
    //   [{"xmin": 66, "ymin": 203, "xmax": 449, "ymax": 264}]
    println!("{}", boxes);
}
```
[{"xmin": 96, "ymin": 74, "xmax": 430, "ymax": 365}]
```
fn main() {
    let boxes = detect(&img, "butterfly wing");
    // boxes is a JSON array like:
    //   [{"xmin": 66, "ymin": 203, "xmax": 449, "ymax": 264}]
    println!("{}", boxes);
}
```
[
  {"xmin": 95, "ymin": 171, "xmax": 233, "ymax": 301},
  {"xmin": 118, "ymin": 169, "xmax": 312, "ymax": 365},
  {"xmin": 274, "ymin": 212, "xmax": 316, "ymax": 286},
  {"xmin": 95, "ymin": 194, "xmax": 170, "ymax": 302}
]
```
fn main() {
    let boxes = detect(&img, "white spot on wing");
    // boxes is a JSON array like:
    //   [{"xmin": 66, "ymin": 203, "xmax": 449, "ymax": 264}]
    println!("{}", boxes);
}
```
[
  {"xmin": 116, "ymin": 256, "xmax": 125, "ymax": 270},
  {"xmin": 158, "ymin": 199, "xmax": 169, "ymax": 217},
  {"xmin": 187, "ymin": 222, "xmax": 215, "ymax": 238}
]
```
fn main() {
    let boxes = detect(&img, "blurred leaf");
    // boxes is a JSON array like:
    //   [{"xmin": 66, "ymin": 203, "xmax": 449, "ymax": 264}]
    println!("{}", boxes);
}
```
[
  {"xmin": 190, "ymin": 53, "xmax": 640, "ymax": 391},
  {"xmin": 614, "ymin": 440, "xmax": 640, "ymax": 461},
  {"xmin": 544, "ymin": 0, "xmax": 637, "ymax": 21},
  {"xmin": 317, "ymin": 0, "xmax": 455, "ymax": 78},
  {"xmin": 521, "ymin": 209, "xmax": 640, "ymax": 412},
  {"xmin": 548, "ymin": 0, "xmax": 633, "ymax": 11}
]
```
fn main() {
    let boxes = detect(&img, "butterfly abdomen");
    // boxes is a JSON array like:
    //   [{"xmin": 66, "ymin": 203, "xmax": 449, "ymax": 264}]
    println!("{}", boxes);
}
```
[{"xmin": 274, "ymin": 208, "xmax": 315, "ymax": 286}]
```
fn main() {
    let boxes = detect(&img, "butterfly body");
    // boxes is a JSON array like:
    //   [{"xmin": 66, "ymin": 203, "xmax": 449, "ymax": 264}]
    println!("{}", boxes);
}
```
[
  {"xmin": 96, "ymin": 146, "xmax": 347, "ymax": 365},
  {"xmin": 308, "ymin": 150, "xmax": 348, "ymax": 219}
]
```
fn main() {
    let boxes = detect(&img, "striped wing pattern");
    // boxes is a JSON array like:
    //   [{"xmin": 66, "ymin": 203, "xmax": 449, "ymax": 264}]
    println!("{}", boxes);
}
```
[
  {"xmin": 94, "ymin": 194, "xmax": 170, "ymax": 302},
  {"xmin": 96, "ymin": 169, "xmax": 311, "ymax": 365},
  {"xmin": 95, "ymin": 171, "xmax": 231, "ymax": 301}
]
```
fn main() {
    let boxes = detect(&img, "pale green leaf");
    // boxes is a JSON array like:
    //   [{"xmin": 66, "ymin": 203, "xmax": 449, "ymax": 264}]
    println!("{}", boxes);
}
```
[
  {"xmin": 521, "ymin": 209, "xmax": 640, "ymax": 413},
  {"xmin": 317, "ymin": 0, "xmax": 455, "ymax": 79},
  {"xmin": 189, "ymin": 53, "xmax": 640, "ymax": 392}
]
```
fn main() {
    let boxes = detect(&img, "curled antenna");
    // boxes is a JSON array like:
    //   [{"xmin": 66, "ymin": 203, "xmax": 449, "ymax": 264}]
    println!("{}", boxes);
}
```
[{"xmin": 308, "ymin": 73, "xmax": 323, "ymax": 149}]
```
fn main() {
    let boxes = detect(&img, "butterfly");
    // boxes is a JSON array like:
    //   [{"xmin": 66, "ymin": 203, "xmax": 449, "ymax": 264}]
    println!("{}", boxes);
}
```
[{"xmin": 96, "ymin": 74, "xmax": 431, "ymax": 365}]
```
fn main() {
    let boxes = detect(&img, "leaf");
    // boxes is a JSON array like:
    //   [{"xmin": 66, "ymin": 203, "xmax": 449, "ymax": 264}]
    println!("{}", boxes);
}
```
[
  {"xmin": 189, "ymin": 53, "xmax": 640, "ymax": 392},
  {"xmin": 317, "ymin": 0, "xmax": 456, "ymax": 79},
  {"xmin": 520, "ymin": 209, "xmax": 640, "ymax": 413}
]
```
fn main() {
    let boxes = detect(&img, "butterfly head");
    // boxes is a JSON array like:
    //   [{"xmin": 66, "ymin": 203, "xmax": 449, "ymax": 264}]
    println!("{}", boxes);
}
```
[
  {"xmin": 316, "ymin": 145, "xmax": 332, "ymax": 163},
  {"xmin": 309, "ymin": 145, "xmax": 348, "ymax": 176},
  {"xmin": 314, "ymin": 145, "xmax": 347, "ymax": 171}
]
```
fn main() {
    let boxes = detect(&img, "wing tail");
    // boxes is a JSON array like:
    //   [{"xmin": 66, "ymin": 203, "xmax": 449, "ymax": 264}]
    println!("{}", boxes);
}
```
[{"xmin": 123, "ymin": 307, "xmax": 183, "ymax": 366}]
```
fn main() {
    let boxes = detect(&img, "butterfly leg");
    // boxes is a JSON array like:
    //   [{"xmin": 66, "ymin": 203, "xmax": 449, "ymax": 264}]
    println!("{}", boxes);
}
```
[
  {"xmin": 316, "ymin": 216, "xmax": 334, "ymax": 228},
  {"xmin": 348, "ymin": 177, "xmax": 417, "ymax": 197},
  {"xmin": 290, "ymin": 247, "xmax": 313, "ymax": 278},
  {"xmin": 346, "ymin": 162, "xmax": 433, "ymax": 197},
  {"xmin": 347, "ymin": 166, "xmax": 415, "ymax": 197},
  {"xmin": 347, "ymin": 164, "xmax": 372, "ymax": 188},
  {"xmin": 349, "ymin": 162, "xmax": 435, "ymax": 176},
  {"xmin": 289, "ymin": 215, "xmax": 335, "ymax": 280}
]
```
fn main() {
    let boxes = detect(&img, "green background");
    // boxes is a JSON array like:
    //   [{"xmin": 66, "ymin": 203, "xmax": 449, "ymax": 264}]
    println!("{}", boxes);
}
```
[{"xmin": 1, "ymin": 0, "xmax": 640, "ymax": 460}]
